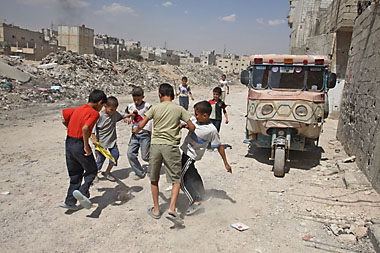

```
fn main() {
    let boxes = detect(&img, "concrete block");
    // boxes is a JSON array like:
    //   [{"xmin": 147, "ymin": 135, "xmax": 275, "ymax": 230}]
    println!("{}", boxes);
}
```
[
  {"xmin": 342, "ymin": 170, "xmax": 372, "ymax": 189},
  {"xmin": 369, "ymin": 224, "xmax": 380, "ymax": 253}
]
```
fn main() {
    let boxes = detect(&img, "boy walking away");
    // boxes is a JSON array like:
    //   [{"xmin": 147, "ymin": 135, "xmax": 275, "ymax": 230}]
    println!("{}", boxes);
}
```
[
  {"xmin": 177, "ymin": 76, "xmax": 194, "ymax": 110},
  {"xmin": 125, "ymin": 87, "xmax": 152, "ymax": 180},
  {"xmin": 218, "ymin": 74, "xmax": 229, "ymax": 102},
  {"xmin": 61, "ymin": 89, "xmax": 107, "ymax": 210},
  {"xmin": 133, "ymin": 83, "xmax": 195, "ymax": 226},
  {"xmin": 181, "ymin": 101, "xmax": 232, "ymax": 216},
  {"xmin": 91, "ymin": 96, "xmax": 126, "ymax": 182},
  {"xmin": 209, "ymin": 87, "xmax": 229, "ymax": 134}
]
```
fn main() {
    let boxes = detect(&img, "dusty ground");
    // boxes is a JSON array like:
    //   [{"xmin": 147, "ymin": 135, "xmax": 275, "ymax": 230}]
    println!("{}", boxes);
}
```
[{"xmin": 0, "ymin": 85, "xmax": 379, "ymax": 253}]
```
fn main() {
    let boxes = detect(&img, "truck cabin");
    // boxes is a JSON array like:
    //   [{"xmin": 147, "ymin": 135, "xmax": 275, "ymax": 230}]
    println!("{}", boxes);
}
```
[{"xmin": 241, "ymin": 55, "xmax": 336, "ymax": 91}]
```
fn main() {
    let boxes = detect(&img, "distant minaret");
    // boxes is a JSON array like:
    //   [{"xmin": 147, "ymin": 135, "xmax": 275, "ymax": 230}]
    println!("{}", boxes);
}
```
[{"xmin": 223, "ymin": 44, "xmax": 226, "ymax": 55}]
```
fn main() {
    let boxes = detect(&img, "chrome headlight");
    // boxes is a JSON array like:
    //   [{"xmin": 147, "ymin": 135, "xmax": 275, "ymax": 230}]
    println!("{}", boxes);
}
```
[
  {"xmin": 295, "ymin": 105, "xmax": 308, "ymax": 117},
  {"xmin": 262, "ymin": 104, "xmax": 274, "ymax": 115}
]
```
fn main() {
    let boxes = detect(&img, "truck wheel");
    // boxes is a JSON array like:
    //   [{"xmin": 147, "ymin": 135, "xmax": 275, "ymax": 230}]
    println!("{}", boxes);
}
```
[{"xmin": 274, "ymin": 147, "xmax": 285, "ymax": 177}]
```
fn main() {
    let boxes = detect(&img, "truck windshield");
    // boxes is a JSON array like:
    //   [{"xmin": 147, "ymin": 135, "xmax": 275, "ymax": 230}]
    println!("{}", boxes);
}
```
[{"xmin": 251, "ymin": 65, "xmax": 325, "ymax": 90}]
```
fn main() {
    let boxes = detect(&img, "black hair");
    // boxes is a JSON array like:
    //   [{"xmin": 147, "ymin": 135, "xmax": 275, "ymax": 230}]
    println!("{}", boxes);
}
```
[
  {"xmin": 182, "ymin": 76, "xmax": 188, "ymax": 82},
  {"xmin": 88, "ymin": 89, "xmax": 107, "ymax": 104},
  {"xmin": 106, "ymin": 96, "xmax": 119, "ymax": 107},
  {"xmin": 213, "ymin": 87, "xmax": 222, "ymax": 95},
  {"xmin": 222, "ymin": 74, "xmax": 226, "ymax": 78},
  {"xmin": 194, "ymin": 101, "xmax": 212, "ymax": 115},
  {"xmin": 159, "ymin": 83, "xmax": 175, "ymax": 99},
  {"xmin": 132, "ymin": 87, "xmax": 144, "ymax": 97}
]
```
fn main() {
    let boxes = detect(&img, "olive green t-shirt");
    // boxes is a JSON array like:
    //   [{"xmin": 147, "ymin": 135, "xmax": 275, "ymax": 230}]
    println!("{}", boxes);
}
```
[{"xmin": 145, "ymin": 101, "xmax": 191, "ymax": 146}]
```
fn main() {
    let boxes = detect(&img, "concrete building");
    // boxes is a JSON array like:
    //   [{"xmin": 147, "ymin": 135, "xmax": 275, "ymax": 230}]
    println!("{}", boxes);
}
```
[
  {"xmin": 93, "ymin": 34, "xmax": 129, "ymax": 62},
  {"xmin": 58, "ymin": 25, "xmax": 94, "ymax": 55},
  {"xmin": 216, "ymin": 54, "xmax": 250, "ymax": 74},
  {"xmin": 337, "ymin": 3, "xmax": 380, "ymax": 192},
  {"xmin": 200, "ymin": 50, "xmax": 216, "ymax": 66},
  {"xmin": 288, "ymin": 0, "xmax": 358, "ymax": 114},
  {"xmin": 0, "ymin": 23, "xmax": 65, "ymax": 60}
]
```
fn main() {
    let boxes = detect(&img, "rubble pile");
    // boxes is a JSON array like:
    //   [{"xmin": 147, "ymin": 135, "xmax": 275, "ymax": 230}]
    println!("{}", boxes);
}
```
[
  {"xmin": 0, "ymin": 51, "xmax": 223, "ymax": 110},
  {"xmin": 172, "ymin": 64, "xmax": 224, "ymax": 86}
]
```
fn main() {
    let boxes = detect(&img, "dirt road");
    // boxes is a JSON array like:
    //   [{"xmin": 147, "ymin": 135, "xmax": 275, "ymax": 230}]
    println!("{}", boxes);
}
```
[{"xmin": 0, "ymin": 85, "xmax": 379, "ymax": 252}]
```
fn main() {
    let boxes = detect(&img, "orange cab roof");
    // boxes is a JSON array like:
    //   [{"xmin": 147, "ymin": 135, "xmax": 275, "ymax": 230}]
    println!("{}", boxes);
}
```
[{"xmin": 249, "ymin": 54, "xmax": 330, "ymax": 65}]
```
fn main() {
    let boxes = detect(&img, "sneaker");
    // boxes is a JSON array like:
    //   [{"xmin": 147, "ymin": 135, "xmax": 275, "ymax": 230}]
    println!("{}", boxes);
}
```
[
  {"xmin": 59, "ymin": 202, "xmax": 79, "ymax": 210},
  {"xmin": 102, "ymin": 172, "xmax": 116, "ymax": 182},
  {"xmin": 72, "ymin": 190, "xmax": 92, "ymax": 209},
  {"xmin": 213, "ymin": 148, "xmax": 218, "ymax": 152}
]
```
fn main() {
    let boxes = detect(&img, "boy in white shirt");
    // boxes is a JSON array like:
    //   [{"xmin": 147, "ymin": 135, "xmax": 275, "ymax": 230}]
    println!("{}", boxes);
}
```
[
  {"xmin": 218, "ymin": 74, "xmax": 229, "ymax": 102},
  {"xmin": 125, "ymin": 87, "xmax": 152, "ymax": 180},
  {"xmin": 180, "ymin": 101, "xmax": 232, "ymax": 216}
]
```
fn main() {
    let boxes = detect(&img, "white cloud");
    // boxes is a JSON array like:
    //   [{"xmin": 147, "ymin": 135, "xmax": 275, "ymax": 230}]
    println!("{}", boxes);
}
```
[
  {"xmin": 15, "ymin": 0, "xmax": 89, "ymax": 8},
  {"xmin": 219, "ymin": 14, "xmax": 236, "ymax": 23},
  {"xmin": 162, "ymin": 1, "xmax": 173, "ymax": 7},
  {"xmin": 65, "ymin": 0, "xmax": 89, "ymax": 8},
  {"xmin": 256, "ymin": 18, "xmax": 264, "ymax": 24},
  {"xmin": 268, "ymin": 19, "xmax": 286, "ymax": 26},
  {"xmin": 95, "ymin": 3, "xmax": 135, "ymax": 15},
  {"xmin": 184, "ymin": 10, "xmax": 189, "ymax": 14}
]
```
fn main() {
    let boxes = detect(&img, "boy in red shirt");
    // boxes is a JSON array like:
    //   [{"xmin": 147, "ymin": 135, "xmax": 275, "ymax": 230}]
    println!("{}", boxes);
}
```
[{"xmin": 60, "ymin": 89, "xmax": 107, "ymax": 210}]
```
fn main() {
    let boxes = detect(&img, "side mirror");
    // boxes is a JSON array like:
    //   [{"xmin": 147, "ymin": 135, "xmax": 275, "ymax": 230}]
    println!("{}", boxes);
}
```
[
  {"xmin": 241, "ymin": 70, "xmax": 249, "ymax": 85},
  {"xmin": 327, "ymin": 73, "xmax": 336, "ymax": 89}
]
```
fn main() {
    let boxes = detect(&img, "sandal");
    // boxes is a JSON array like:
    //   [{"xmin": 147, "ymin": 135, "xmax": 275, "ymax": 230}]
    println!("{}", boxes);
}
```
[
  {"xmin": 102, "ymin": 172, "xmax": 116, "ymax": 182},
  {"xmin": 186, "ymin": 203, "xmax": 202, "ymax": 216},
  {"xmin": 147, "ymin": 207, "xmax": 161, "ymax": 219},
  {"xmin": 166, "ymin": 212, "xmax": 184, "ymax": 226}
]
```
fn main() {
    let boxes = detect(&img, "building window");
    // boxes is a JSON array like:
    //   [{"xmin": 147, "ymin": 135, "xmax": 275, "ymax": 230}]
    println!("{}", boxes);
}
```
[
  {"xmin": 21, "ymin": 37, "xmax": 25, "ymax": 40},
  {"xmin": 12, "ymin": 35, "xmax": 16, "ymax": 39}
]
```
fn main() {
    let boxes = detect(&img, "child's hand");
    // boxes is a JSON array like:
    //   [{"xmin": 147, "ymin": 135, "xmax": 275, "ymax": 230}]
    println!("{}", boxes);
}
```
[
  {"xmin": 225, "ymin": 118, "xmax": 229, "ymax": 124},
  {"xmin": 225, "ymin": 163, "xmax": 232, "ymax": 173},
  {"xmin": 124, "ymin": 117, "xmax": 132, "ymax": 124},
  {"xmin": 84, "ymin": 145, "xmax": 92, "ymax": 156},
  {"xmin": 179, "ymin": 122, "xmax": 188, "ymax": 129}
]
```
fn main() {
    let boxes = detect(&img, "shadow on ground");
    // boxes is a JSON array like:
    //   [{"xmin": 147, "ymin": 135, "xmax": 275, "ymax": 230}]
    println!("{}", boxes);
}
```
[{"xmin": 245, "ymin": 146, "xmax": 323, "ymax": 171}]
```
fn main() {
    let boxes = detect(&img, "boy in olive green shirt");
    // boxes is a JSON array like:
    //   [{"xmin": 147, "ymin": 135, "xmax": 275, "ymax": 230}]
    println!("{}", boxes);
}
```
[{"xmin": 133, "ymin": 83, "xmax": 195, "ymax": 226}]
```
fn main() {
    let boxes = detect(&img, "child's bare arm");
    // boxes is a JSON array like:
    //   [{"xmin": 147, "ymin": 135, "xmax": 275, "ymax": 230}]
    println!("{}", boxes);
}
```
[
  {"xmin": 133, "ymin": 116, "xmax": 150, "ymax": 134},
  {"xmin": 82, "ymin": 125, "xmax": 92, "ymax": 156},
  {"xmin": 223, "ymin": 109, "xmax": 229, "ymax": 124},
  {"xmin": 62, "ymin": 119, "xmax": 68, "ymax": 128},
  {"xmin": 190, "ymin": 93, "xmax": 194, "ymax": 101},
  {"xmin": 217, "ymin": 145, "xmax": 232, "ymax": 173},
  {"xmin": 186, "ymin": 119, "xmax": 195, "ymax": 132},
  {"xmin": 91, "ymin": 133, "xmax": 98, "ymax": 145}
]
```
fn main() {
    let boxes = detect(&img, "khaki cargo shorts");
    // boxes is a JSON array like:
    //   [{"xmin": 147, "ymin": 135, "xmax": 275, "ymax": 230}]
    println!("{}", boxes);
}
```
[{"xmin": 148, "ymin": 144, "xmax": 181, "ymax": 184}]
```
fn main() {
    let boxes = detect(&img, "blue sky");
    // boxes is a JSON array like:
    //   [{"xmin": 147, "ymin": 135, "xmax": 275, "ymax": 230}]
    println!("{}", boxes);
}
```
[{"xmin": 1, "ymin": 0, "xmax": 291, "ymax": 56}]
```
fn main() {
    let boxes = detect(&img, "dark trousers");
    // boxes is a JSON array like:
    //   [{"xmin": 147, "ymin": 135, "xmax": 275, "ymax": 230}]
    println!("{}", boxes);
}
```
[
  {"xmin": 179, "ymin": 96, "xmax": 189, "ymax": 110},
  {"xmin": 210, "ymin": 119, "xmax": 221, "ymax": 132},
  {"xmin": 65, "ymin": 136, "xmax": 97, "ymax": 205},
  {"xmin": 180, "ymin": 153, "xmax": 205, "ymax": 204}
]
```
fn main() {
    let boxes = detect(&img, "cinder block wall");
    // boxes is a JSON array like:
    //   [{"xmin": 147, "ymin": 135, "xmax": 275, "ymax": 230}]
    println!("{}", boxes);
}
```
[{"xmin": 337, "ymin": 3, "xmax": 380, "ymax": 192}]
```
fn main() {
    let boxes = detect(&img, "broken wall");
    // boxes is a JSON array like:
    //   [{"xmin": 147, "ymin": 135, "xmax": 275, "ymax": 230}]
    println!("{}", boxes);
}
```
[{"xmin": 337, "ymin": 3, "xmax": 380, "ymax": 192}]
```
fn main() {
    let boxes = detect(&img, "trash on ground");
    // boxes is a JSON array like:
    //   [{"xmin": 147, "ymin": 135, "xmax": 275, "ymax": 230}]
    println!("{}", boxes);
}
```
[{"xmin": 231, "ymin": 222, "xmax": 249, "ymax": 231}]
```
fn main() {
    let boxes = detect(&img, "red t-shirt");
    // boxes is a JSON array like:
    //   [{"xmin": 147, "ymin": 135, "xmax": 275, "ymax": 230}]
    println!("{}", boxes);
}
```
[{"xmin": 63, "ymin": 104, "xmax": 100, "ymax": 138}]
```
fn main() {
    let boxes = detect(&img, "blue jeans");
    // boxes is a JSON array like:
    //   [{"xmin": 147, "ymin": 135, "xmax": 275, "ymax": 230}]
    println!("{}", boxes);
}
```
[
  {"xmin": 210, "ymin": 119, "xmax": 221, "ymax": 132},
  {"xmin": 95, "ymin": 143, "xmax": 120, "ymax": 171},
  {"xmin": 179, "ymin": 96, "xmax": 189, "ymax": 110},
  {"xmin": 65, "ymin": 136, "xmax": 97, "ymax": 205},
  {"xmin": 127, "ymin": 131, "xmax": 151, "ymax": 178}
]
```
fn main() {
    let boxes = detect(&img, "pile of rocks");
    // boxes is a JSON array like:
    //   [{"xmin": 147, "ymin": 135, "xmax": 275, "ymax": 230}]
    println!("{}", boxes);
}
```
[{"xmin": 0, "ymin": 51, "xmax": 223, "ymax": 110}]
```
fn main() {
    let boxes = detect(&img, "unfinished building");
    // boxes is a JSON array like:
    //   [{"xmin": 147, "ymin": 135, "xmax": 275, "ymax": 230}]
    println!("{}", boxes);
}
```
[
  {"xmin": 58, "ymin": 25, "xmax": 94, "ymax": 55},
  {"xmin": 0, "ymin": 23, "xmax": 65, "ymax": 61},
  {"xmin": 288, "ymin": 0, "xmax": 380, "ymax": 192}
]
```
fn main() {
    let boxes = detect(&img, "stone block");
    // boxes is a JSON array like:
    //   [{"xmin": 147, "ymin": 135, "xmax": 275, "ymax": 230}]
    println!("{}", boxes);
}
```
[{"xmin": 369, "ymin": 224, "xmax": 380, "ymax": 253}]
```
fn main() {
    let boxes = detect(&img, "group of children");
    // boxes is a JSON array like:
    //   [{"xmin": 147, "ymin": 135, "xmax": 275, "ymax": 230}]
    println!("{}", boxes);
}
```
[{"xmin": 61, "ymin": 75, "xmax": 232, "ymax": 226}]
